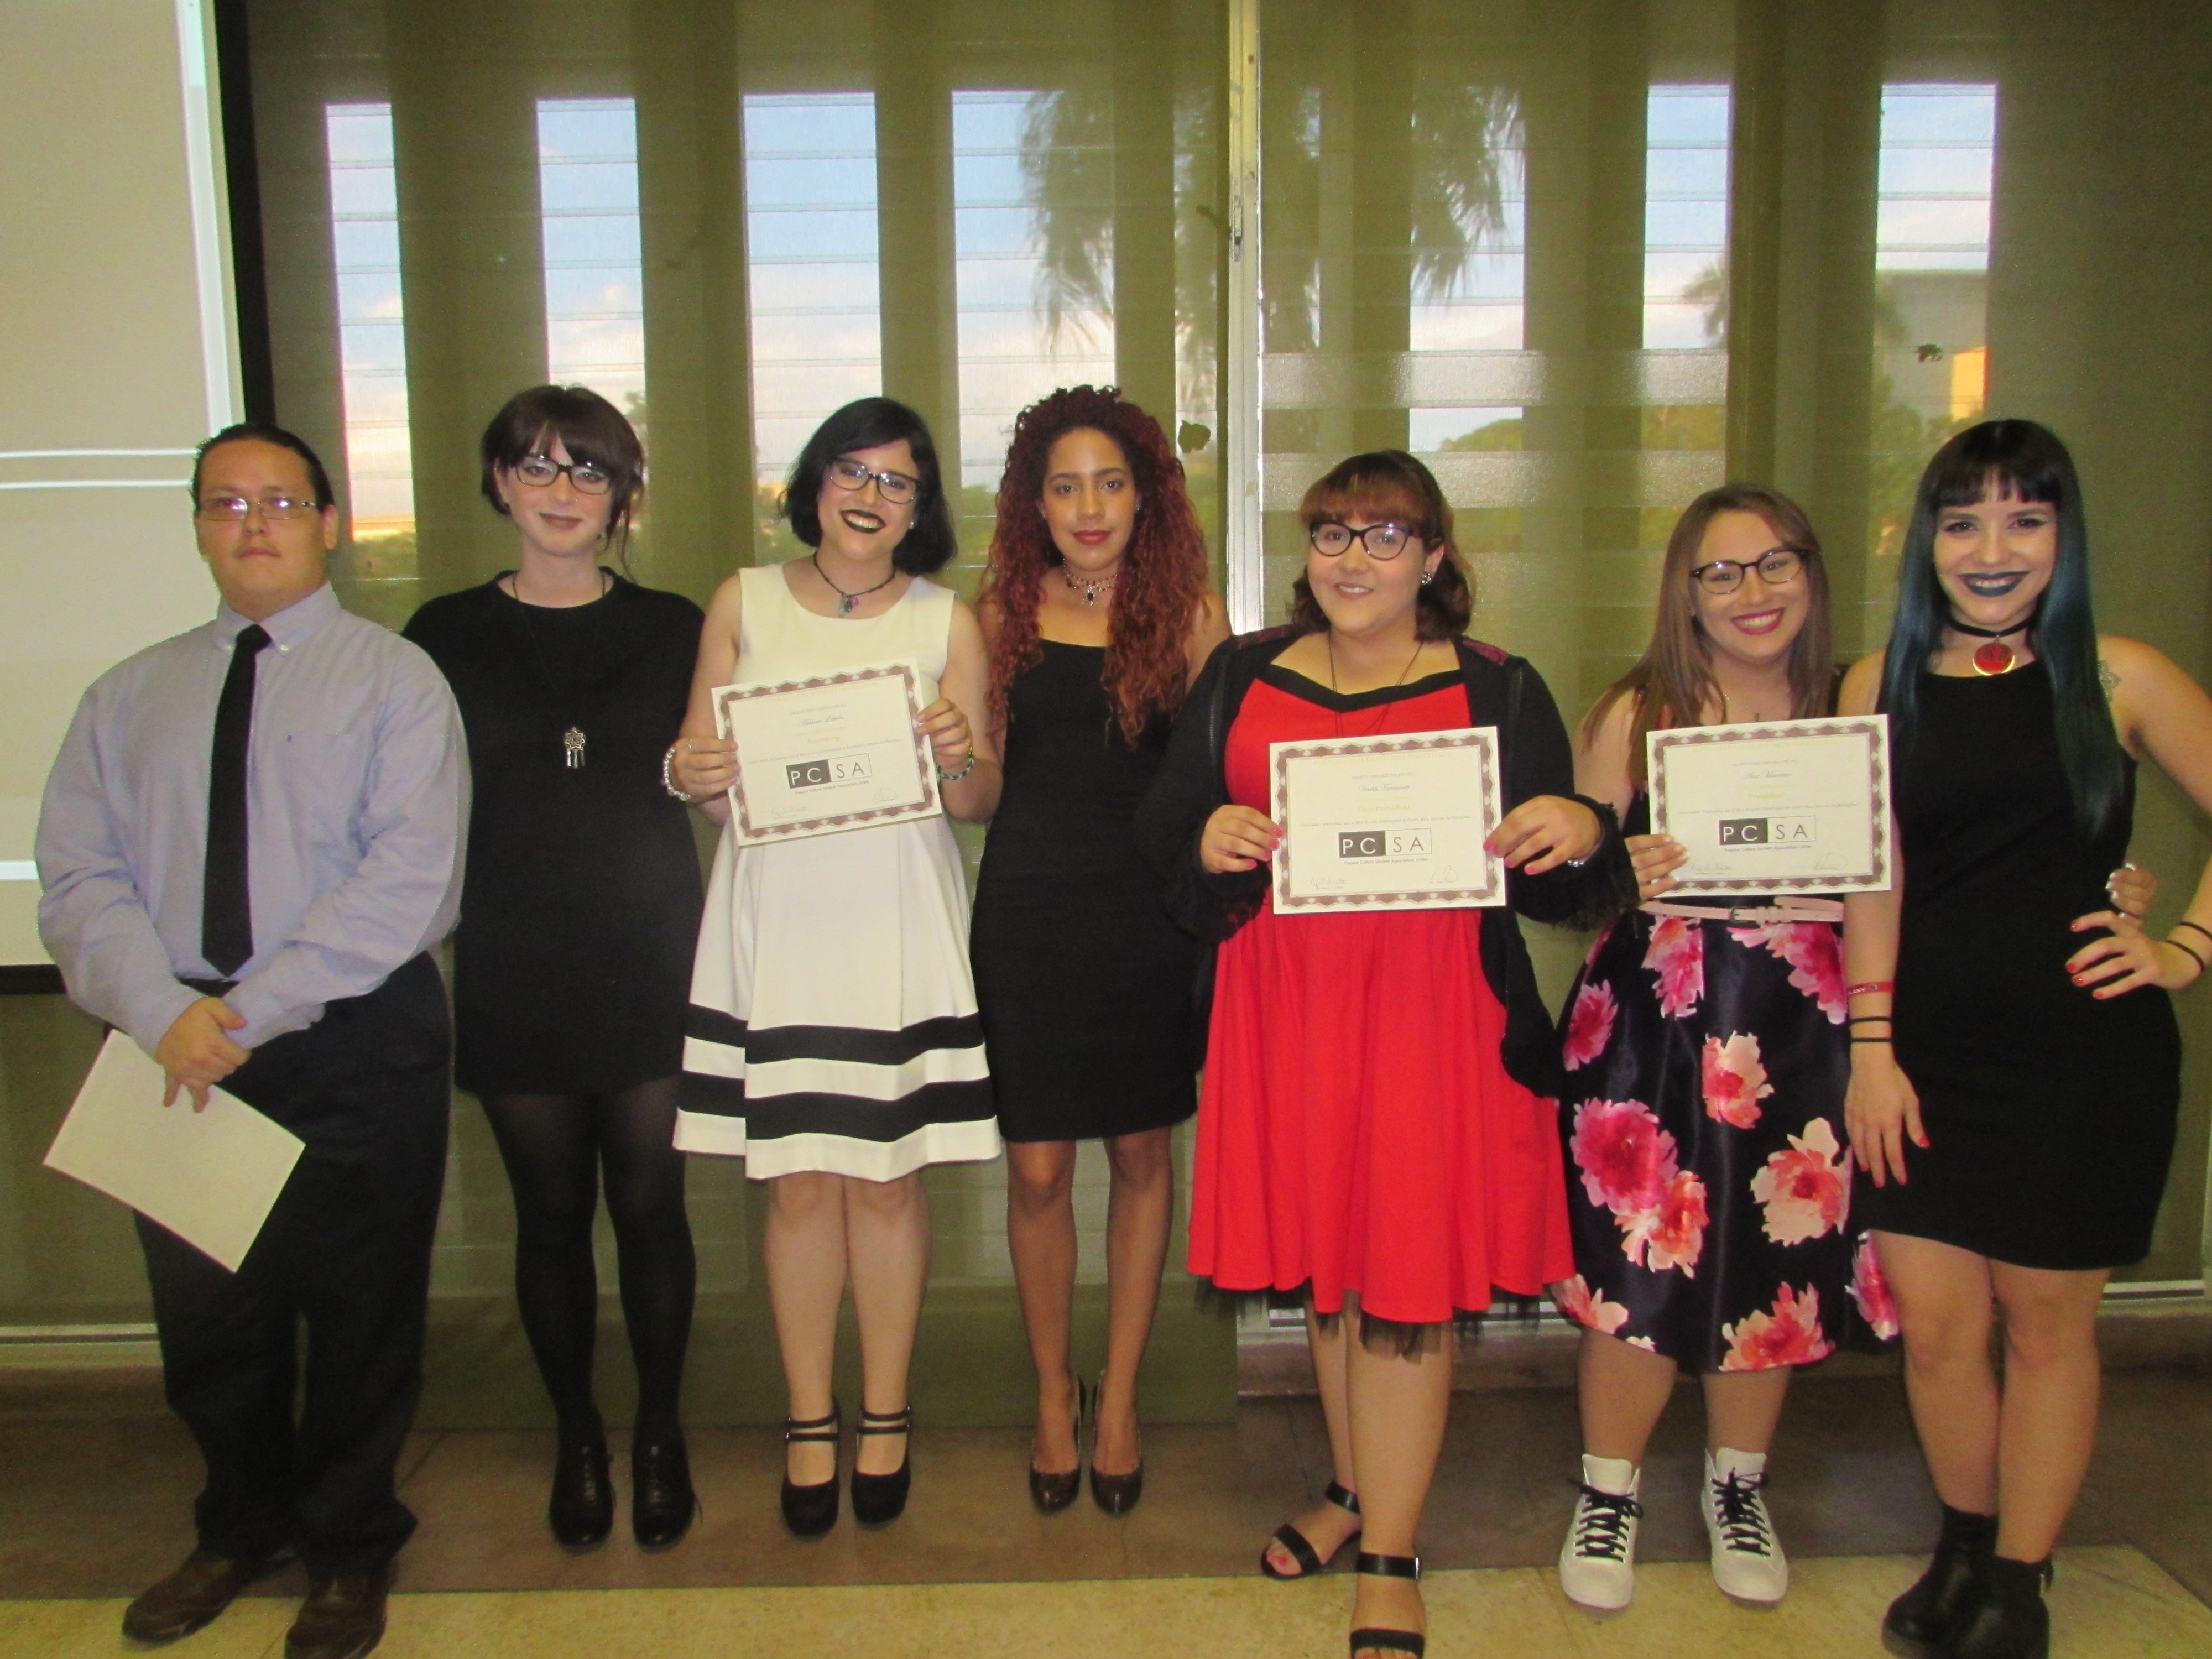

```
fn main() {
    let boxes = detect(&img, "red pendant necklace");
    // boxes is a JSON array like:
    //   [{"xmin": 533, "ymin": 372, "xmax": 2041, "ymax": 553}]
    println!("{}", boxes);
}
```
[{"xmin": 1948, "ymin": 615, "xmax": 2033, "ymax": 676}]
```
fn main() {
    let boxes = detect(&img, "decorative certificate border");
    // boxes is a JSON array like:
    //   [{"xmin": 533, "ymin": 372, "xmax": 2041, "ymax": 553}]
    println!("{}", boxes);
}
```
[
  {"xmin": 1270, "ymin": 727, "xmax": 1505, "ymax": 914},
  {"xmin": 714, "ymin": 661, "xmax": 940, "ymax": 846},
  {"xmin": 1647, "ymin": 714, "xmax": 1891, "ymax": 894}
]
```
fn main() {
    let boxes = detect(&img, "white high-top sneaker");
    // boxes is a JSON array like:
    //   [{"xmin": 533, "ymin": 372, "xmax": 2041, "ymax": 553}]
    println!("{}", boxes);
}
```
[
  {"xmin": 1558, "ymin": 1454, "xmax": 1641, "ymax": 1611},
  {"xmin": 1701, "ymin": 1448, "xmax": 1788, "ymax": 1603}
]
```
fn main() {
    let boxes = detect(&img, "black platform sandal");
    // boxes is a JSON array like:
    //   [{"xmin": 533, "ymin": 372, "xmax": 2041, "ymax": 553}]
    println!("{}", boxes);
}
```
[
  {"xmin": 780, "ymin": 1404, "xmax": 841, "ymax": 1538},
  {"xmin": 1260, "ymin": 1480, "xmax": 1362, "ymax": 1579},
  {"xmin": 851, "ymin": 1406, "xmax": 913, "ymax": 1526},
  {"xmin": 1349, "ymin": 1551, "xmax": 1425, "ymax": 1658},
  {"xmin": 1030, "ymin": 1379, "xmax": 1087, "ymax": 1514}
]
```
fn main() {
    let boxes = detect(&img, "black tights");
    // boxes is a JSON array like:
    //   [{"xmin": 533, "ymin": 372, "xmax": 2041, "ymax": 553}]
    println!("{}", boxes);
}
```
[{"xmin": 480, "ymin": 1078, "xmax": 695, "ymax": 1439}]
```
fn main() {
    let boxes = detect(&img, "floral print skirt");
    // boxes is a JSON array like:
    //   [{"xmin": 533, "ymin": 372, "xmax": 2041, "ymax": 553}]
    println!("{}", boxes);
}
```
[{"xmin": 1552, "ymin": 910, "xmax": 1895, "ymax": 1370}]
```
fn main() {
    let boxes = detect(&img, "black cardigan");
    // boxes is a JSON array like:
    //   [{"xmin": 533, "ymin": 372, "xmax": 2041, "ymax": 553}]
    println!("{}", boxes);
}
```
[{"xmin": 1131, "ymin": 628, "xmax": 1635, "ymax": 1099}]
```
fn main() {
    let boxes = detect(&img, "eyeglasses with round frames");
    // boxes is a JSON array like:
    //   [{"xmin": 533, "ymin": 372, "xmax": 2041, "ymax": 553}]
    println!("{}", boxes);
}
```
[
  {"xmin": 512, "ymin": 453, "xmax": 615, "ymax": 495},
  {"xmin": 195, "ymin": 495, "xmax": 322, "ymax": 522},
  {"xmin": 828, "ymin": 457, "xmax": 920, "ymax": 505},
  {"xmin": 1309, "ymin": 521, "xmax": 1415, "ymax": 559},
  {"xmin": 1690, "ymin": 547, "xmax": 1804, "ymax": 594}
]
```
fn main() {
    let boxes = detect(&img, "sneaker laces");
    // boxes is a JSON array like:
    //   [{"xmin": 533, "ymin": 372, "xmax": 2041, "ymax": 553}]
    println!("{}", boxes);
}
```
[
  {"xmin": 1709, "ymin": 1470, "xmax": 1776, "ymax": 1556},
  {"xmin": 1569, "ymin": 1483, "xmax": 1642, "ymax": 1560}
]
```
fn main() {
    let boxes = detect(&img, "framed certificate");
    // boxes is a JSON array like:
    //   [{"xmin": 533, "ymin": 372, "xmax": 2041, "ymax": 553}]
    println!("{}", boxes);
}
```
[
  {"xmin": 1270, "ymin": 728, "xmax": 1507, "ymax": 914},
  {"xmin": 713, "ymin": 660, "xmax": 940, "ymax": 845},
  {"xmin": 1647, "ymin": 714, "xmax": 1891, "ymax": 895}
]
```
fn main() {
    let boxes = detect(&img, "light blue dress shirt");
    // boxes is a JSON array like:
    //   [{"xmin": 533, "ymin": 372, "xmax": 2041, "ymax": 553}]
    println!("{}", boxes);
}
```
[{"xmin": 36, "ymin": 582, "xmax": 469, "ymax": 1056}]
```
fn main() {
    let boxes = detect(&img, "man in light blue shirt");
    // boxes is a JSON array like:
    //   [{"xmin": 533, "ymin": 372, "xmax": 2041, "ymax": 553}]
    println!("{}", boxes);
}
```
[{"xmin": 37, "ymin": 424, "xmax": 467, "ymax": 1659}]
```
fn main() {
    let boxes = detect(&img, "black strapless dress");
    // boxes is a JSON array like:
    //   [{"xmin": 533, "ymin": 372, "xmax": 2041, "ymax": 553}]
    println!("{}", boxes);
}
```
[
  {"xmin": 971, "ymin": 641, "xmax": 1200, "ymax": 1142},
  {"xmin": 1856, "ymin": 664, "xmax": 2180, "ymax": 1269}
]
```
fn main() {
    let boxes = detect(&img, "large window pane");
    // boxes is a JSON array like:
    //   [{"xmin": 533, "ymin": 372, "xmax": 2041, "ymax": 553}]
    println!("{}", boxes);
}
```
[
  {"xmin": 325, "ymin": 102, "xmax": 414, "ymax": 551},
  {"xmin": 537, "ymin": 97, "xmax": 647, "ymax": 426}
]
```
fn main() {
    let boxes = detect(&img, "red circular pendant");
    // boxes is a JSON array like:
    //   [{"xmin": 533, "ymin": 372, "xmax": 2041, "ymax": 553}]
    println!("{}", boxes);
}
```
[{"xmin": 1973, "ymin": 640, "xmax": 2017, "ymax": 676}]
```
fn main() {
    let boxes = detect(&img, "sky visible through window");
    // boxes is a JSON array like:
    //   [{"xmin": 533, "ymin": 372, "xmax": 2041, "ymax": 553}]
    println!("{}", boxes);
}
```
[
  {"xmin": 953, "ymin": 91, "xmax": 1115, "ymax": 492},
  {"xmin": 1644, "ymin": 84, "xmax": 1731, "ymax": 351},
  {"xmin": 1406, "ymin": 98, "xmax": 1526, "ymax": 456},
  {"xmin": 324, "ymin": 102, "xmax": 414, "ymax": 541},
  {"xmin": 536, "ymin": 98, "xmax": 647, "ymax": 430},
  {"xmin": 743, "ymin": 93, "xmax": 884, "ymax": 493}
]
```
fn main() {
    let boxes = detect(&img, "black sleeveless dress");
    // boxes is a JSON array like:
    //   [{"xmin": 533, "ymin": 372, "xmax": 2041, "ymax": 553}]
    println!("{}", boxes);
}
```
[
  {"xmin": 1855, "ymin": 664, "xmax": 2180, "ymax": 1269},
  {"xmin": 971, "ymin": 641, "xmax": 1200, "ymax": 1142}
]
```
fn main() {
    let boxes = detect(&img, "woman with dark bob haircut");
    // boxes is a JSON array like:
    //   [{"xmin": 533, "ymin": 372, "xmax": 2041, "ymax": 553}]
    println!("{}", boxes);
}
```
[
  {"xmin": 1841, "ymin": 419, "xmax": 2212, "ymax": 1659},
  {"xmin": 667, "ymin": 397, "xmax": 1001, "ymax": 1537},
  {"xmin": 971, "ymin": 385, "xmax": 1228, "ymax": 1516},
  {"xmin": 404, "ymin": 384, "xmax": 705, "ymax": 1551},
  {"xmin": 1136, "ymin": 450, "xmax": 1632, "ymax": 1659}
]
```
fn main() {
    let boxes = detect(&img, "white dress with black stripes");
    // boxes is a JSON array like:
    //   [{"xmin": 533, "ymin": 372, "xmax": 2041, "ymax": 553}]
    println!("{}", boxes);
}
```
[{"xmin": 674, "ymin": 563, "xmax": 1000, "ymax": 1180}]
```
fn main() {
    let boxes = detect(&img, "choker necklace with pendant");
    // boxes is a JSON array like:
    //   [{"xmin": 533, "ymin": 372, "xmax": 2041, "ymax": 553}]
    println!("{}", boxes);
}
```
[
  {"xmin": 1062, "ymin": 566, "xmax": 1118, "ymax": 607},
  {"xmin": 1949, "ymin": 614, "xmax": 2034, "ymax": 676},
  {"xmin": 813, "ymin": 552, "xmax": 900, "ymax": 617}
]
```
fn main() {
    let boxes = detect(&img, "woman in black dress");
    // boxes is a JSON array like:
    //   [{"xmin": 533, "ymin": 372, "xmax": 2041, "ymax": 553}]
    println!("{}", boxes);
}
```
[
  {"xmin": 404, "ymin": 385, "xmax": 703, "ymax": 1551},
  {"xmin": 971, "ymin": 386, "xmax": 1227, "ymax": 1513},
  {"xmin": 1841, "ymin": 420, "xmax": 2212, "ymax": 1659}
]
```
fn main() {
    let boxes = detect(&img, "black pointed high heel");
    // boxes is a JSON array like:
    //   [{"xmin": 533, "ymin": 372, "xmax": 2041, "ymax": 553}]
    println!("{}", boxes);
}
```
[
  {"xmin": 1029, "ymin": 1378, "xmax": 1087, "ymax": 1514},
  {"xmin": 851, "ymin": 1406, "xmax": 913, "ymax": 1526},
  {"xmin": 780, "ymin": 1404, "xmax": 841, "ymax": 1538},
  {"xmin": 1261, "ymin": 1481, "xmax": 1362, "ymax": 1579},
  {"xmin": 1349, "ymin": 1551, "xmax": 1425, "ymax": 1657},
  {"xmin": 1088, "ymin": 1373, "xmax": 1144, "ymax": 1515}
]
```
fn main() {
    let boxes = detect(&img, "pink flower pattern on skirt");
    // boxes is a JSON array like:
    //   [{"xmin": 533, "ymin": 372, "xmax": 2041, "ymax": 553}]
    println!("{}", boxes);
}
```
[
  {"xmin": 1569, "ymin": 1098, "xmax": 1678, "ymax": 1215},
  {"xmin": 1730, "ymin": 919, "xmax": 1848, "ymax": 1024},
  {"xmin": 1701, "ymin": 1031, "xmax": 1773, "ymax": 1129},
  {"xmin": 1621, "ymin": 1169, "xmax": 1709, "ymax": 1275},
  {"xmin": 1644, "ymin": 916, "xmax": 1705, "ymax": 1019},
  {"xmin": 1848, "ymin": 1235, "xmax": 1901, "ymax": 1340},
  {"xmin": 1720, "ymin": 1283, "xmax": 1835, "ymax": 1370},
  {"xmin": 1563, "ymin": 980, "xmax": 1617, "ymax": 1071},
  {"xmin": 1750, "ymin": 1118, "xmax": 1853, "ymax": 1246},
  {"xmin": 1554, "ymin": 1272, "xmax": 1631, "ymax": 1336}
]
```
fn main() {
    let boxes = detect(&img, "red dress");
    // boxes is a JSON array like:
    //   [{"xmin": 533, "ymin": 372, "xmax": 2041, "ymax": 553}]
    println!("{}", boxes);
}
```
[{"xmin": 1187, "ymin": 671, "xmax": 1575, "ymax": 1323}]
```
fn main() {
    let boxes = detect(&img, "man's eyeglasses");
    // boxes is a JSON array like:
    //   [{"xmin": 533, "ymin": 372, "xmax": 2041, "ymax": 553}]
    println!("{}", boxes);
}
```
[
  {"xmin": 827, "ymin": 457, "xmax": 920, "ymax": 505},
  {"xmin": 1691, "ymin": 549, "xmax": 1804, "ymax": 594},
  {"xmin": 1309, "ymin": 521, "xmax": 1415, "ymax": 559},
  {"xmin": 513, "ymin": 454, "xmax": 615, "ymax": 495},
  {"xmin": 195, "ymin": 495, "xmax": 322, "ymax": 522}
]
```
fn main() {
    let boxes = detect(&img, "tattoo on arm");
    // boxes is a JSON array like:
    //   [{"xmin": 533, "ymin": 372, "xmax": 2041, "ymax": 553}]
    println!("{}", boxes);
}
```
[{"xmin": 2100, "ymin": 659, "xmax": 2120, "ymax": 699}]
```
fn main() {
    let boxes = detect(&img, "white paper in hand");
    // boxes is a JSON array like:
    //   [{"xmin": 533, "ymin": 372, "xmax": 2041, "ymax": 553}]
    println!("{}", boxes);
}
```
[{"xmin": 44, "ymin": 1030, "xmax": 304, "ymax": 1272}]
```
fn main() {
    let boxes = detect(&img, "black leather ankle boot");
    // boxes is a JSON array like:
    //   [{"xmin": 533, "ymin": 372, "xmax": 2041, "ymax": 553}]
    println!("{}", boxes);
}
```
[
  {"xmin": 1882, "ymin": 1505, "xmax": 1997, "ymax": 1658},
  {"xmin": 1938, "ymin": 1556, "xmax": 2052, "ymax": 1659}
]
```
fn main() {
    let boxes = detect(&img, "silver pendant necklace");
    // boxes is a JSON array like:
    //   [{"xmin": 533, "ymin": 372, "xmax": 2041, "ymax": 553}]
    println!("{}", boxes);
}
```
[{"xmin": 507, "ymin": 570, "xmax": 610, "ymax": 771}]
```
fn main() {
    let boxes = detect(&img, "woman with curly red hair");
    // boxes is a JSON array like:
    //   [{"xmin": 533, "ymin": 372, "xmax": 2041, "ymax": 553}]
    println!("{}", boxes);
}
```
[{"xmin": 971, "ymin": 385, "xmax": 1227, "ymax": 1515}]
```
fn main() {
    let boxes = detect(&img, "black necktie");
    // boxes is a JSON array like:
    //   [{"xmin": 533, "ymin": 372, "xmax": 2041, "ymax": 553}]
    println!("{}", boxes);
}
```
[{"xmin": 202, "ymin": 623, "xmax": 272, "ymax": 976}]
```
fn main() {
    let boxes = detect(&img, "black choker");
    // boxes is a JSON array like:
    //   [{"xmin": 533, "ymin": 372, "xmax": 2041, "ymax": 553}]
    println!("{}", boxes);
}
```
[{"xmin": 1947, "ymin": 614, "xmax": 2034, "ymax": 676}]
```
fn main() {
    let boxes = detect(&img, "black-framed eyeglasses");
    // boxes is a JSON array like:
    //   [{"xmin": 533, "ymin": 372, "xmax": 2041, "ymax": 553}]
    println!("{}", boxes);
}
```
[
  {"xmin": 195, "ymin": 494, "xmax": 322, "ymax": 522},
  {"xmin": 1691, "ymin": 548, "xmax": 1804, "ymax": 593},
  {"xmin": 513, "ymin": 453, "xmax": 615, "ymax": 495},
  {"xmin": 828, "ymin": 457, "xmax": 920, "ymax": 504},
  {"xmin": 1309, "ymin": 521, "xmax": 1415, "ymax": 559}
]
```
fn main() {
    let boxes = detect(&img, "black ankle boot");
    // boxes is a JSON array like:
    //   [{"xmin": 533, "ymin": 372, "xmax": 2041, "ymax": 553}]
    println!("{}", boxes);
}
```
[
  {"xmin": 1883, "ymin": 1505, "xmax": 1997, "ymax": 1658},
  {"xmin": 548, "ymin": 1423, "xmax": 615, "ymax": 1550},
  {"xmin": 1939, "ymin": 1556, "xmax": 2053, "ymax": 1659},
  {"xmin": 631, "ymin": 1430, "xmax": 697, "ymax": 1551}
]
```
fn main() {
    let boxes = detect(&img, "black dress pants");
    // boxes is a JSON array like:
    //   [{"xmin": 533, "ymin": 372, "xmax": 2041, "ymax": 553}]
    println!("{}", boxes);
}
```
[{"xmin": 135, "ymin": 954, "xmax": 451, "ymax": 1579}]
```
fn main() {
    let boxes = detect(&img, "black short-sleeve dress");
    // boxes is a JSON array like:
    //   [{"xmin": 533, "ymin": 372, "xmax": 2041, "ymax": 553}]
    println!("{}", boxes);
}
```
[
  {"xmin": 1855, "ymin": 664, "xmax": 2180, "ymax": 1269},
  {"xmin": 405, "ymin": 575, "xmax": 704, "ymax": 1096},
  {"xmin": 970, "ymin": 641, "xmax": 1200, "ymax": 1143}
]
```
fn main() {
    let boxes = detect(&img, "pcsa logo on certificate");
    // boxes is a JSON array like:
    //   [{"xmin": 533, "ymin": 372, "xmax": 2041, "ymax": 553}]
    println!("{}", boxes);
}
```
[
  {"xmin": 786, "ymin": 754, "xmax": 874, "ymax": 790},
  {"xmin": 1717, "ymin": 816, "xmax": 1815, "ymax": 847},
  {"xmin": 1337, "ymin": 828, "xmax": 1434, "ymax": 860}
]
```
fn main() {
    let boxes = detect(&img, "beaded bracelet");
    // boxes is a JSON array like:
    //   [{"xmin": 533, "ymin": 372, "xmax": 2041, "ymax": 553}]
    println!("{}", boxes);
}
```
[
  {"xmin": 937, "ymin": 746, "xmax": 978, "ymax": 785},
  {"xmin": 661, "ymin": 745, "xmax": 695, "ymax": 803}
]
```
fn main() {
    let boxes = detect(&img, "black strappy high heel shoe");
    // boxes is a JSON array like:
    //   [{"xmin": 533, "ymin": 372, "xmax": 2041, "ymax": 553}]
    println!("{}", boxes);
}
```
[
  {"xmin": 1260, "ymin": 1481, "xmax": 1362, "ymax": 1579},
  {"xmin": 1088, "ymin": 1373, "xmax": 1144, "ymax": 1515},
  {"xmin": 850, "ymin": 1406, "xmax": 913, "ymax": 1526},
  {"xmin": 1029, "ymin": 1378, "xmax": 1087, "ymax": 1514},
  {"xmin": 780, "ymin": 1404, "xmax": 841, "ymax": 1538},
  {"xmin": 1349, "ymin": 1551, "xmax": 1425, "ymax": 1658}
]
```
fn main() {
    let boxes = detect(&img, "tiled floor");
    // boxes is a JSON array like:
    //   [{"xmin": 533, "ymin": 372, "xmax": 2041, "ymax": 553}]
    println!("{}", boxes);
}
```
[{"xmin": 3, "ymin": 1366, "xmax": 2208, "ymax": 1653}]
